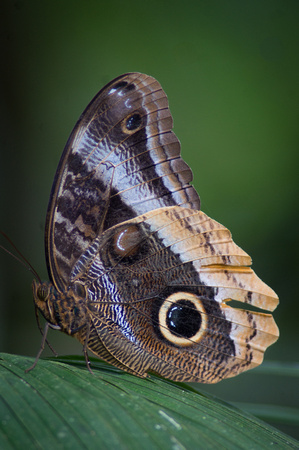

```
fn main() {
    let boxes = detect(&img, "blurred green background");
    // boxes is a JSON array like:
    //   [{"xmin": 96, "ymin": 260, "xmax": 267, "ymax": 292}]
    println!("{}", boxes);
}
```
[{"xmin": 1, "ymin": 0, "xmax": 298, "ymax": 439}]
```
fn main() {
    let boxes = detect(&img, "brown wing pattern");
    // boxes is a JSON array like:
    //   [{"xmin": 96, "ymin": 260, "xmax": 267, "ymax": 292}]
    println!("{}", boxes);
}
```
[
  {"xmin": 70, "ymin": 206, "xmax": 279, "ymax": 383},
  {"xmin": 33, "ymin": 73, "xmax": 279, "ymax": 383},
  {"xmin": 46, "ymin": 73, "xmax": 200, "ymax": 291}
]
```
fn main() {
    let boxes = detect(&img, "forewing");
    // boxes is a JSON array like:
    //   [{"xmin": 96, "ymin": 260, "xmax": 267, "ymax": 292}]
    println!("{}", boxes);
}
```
[{"xmin": 46, "ymin": 73, "xmax": 200, "ymax": 290}]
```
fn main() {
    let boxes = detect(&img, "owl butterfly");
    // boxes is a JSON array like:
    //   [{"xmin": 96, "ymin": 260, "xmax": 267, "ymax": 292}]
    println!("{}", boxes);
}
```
[{"xmin": 33, "ymin": 73, "xmax": 279, "ymax": 383}]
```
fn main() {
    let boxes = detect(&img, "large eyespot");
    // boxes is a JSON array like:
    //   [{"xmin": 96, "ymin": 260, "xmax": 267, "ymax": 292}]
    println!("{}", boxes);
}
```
[
  {"xmin": 158, "ymin": 292, "xmax": 207, "ymax": 346},
  {"xmin": 121, "ymin": 112, "xmax": 143, "ymax": 134}
]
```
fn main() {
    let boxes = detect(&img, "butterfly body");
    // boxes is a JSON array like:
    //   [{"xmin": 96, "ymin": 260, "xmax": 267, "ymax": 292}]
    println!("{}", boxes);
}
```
[{"xmin": 33, "ymin": 73, "xmax": 279, "ymax": 382}]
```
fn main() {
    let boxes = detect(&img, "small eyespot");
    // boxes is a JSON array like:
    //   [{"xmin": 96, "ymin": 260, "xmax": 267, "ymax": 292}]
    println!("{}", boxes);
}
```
[
  {"xmin": 126, "ymin": 113, "xmax": 142, "ymax": 131},
  {"xmin": 121, "ymin": 113, "xmax": 143, "ymax": 134},
  {"xmin": 112, "ymin": 225, "xmax": 141, "ymax": 258},
  {"xmin": 158, "ymin": 292, "xmax": 207, "ymax": 346}
]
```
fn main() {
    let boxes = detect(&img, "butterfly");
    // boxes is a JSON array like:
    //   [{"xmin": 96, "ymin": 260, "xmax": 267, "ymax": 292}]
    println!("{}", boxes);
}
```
[{"xmin": 32, "ymin": 73, "xmax": 279, "ymax": 383}]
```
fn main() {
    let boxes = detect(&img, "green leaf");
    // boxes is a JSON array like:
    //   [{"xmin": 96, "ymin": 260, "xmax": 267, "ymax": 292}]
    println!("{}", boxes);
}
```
[{"xmin": 0, "ymin": 353, "xmax": 298, "ymax": 449}]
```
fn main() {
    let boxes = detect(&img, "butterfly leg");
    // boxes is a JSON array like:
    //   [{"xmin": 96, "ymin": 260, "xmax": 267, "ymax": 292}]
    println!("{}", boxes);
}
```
[
  {"xmin": 25, "ymin": 322, "xmax": 51, "ymax": 373},
  {"xmin": 83, "ymin": 321, "xmax": 94, "ymax": 374}
]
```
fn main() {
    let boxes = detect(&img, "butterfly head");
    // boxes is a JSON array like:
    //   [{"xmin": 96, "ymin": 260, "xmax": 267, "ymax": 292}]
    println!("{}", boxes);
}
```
[{"xmin": 32, "ymin": 279, "xmax": 88, "ymax": 335}]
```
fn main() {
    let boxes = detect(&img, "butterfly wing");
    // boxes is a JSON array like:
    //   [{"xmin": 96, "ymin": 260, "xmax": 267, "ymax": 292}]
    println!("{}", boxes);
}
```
[
  {"xmin": 42, "ymin": 73, "xmax": 279, "ymax": 382},
  {"xmin": 45, "ymin": 73, "xmax": 200, "ymax": 291},
  {"xmin": 71, "ymin": 206, "xmax": 279, "ymax": 383}
]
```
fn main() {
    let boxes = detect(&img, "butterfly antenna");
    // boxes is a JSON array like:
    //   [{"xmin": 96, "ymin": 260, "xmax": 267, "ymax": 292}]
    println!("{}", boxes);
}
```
[{"xmin": 0, "ymin": 230, "xmax": 41, "ymax": 283}]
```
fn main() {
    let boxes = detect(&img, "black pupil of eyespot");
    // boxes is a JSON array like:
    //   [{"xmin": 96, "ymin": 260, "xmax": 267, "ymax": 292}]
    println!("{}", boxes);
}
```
[
  {"xmin": 126, "ymin": 113, "xmax": 142, "ymax": 131},
  {"xmin": 166, "ymin": 300, "xmax": 201, "ymax": 338}
]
